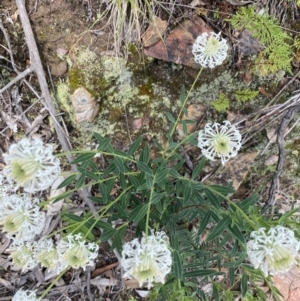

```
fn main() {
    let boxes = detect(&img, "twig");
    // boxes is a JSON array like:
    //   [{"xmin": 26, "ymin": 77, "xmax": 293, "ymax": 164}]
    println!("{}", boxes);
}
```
[
  {"xmin": 262, "ymin": 103, "xmax": 300, "ymax": 213},
  {"xmin": 0, "ymin": 67, "xmax": 33, "ymax": 94}
]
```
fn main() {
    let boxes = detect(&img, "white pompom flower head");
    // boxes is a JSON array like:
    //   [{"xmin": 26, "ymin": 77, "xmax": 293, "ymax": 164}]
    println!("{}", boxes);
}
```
[
  {"xmin": 3, "ymin": 137, "xmax": 61, "ymax": 193},
  {"xmin": 192, "ymin": 31, "xmax": 228, "ymax": 68},
  {"xmin": 197, "ymin": 121, "xmax": 242, "ymax": 165},
  {"xmin": 247, "ymin": 226, "xmax": 300, "ymax": 277},
  {"xmin": 56, "ymin": 233, "xmax": 99, "ymax": 271},
  {"xmin": 9, "ymin": 241, "xmax": 38, "ymax": 272},
  {"xmin": 121, "ymin": 230, "xmax": 172, "ymax": 289},
  {"xmin": 12, "ymin": 289, "xmax": 41, "ymax": 301},
  {"xmin": 0, "ymin": 193, "xmax": 45, "ymax": 241}
]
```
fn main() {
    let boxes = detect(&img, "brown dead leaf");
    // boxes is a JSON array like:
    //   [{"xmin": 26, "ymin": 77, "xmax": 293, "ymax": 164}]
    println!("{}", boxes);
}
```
[{"xmin": 240, "ymin": 71, "xmax": 253, "ymax": 86}]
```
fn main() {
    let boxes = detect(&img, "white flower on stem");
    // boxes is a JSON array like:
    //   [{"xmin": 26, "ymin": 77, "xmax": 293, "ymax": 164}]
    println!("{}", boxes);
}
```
[
  {"xmin": 192, "ymin": 32, "xmax": 228, "ymax": 68},
  {"xmin": 56, "ymin": 233, "xmax": 98, "ymax": 271},
  {"xmin": 3, "ymin": 137, "xmax": 61, "ymax": 193},
  {"xmin": 9, "ymin": 241, "xmax": 37, "ymax": 272},
  {"xmin": 12, "ymin": 289, "xmax": 41, "ymax": 301},
  {"xmin": 247, "ymin": 226, "xmax": 300, "ymax": 276},
  {"xmin": 197, "ymin": 121, "xmax": 242, "ymax": 165},
  {"xmin": 121, "ymin": 230, "xmax": 172, "ymax": 289},
  {"xmin": 34, "ymin": 237, "xmax": 63, "ymax": 273},
  {"xmin": 0, "ymin": 193, "xmax": 45, "ymax": 241}
]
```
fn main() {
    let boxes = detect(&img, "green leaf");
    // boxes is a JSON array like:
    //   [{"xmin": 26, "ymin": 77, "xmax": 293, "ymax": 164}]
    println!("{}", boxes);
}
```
[
  {"xmin": 114, "ymin": 156, "xmax": 125, "ymax": 173},
  {"xmin": 75, "ymin": 173, "xmax": 86, "ymax": 189},
  {"xmin": 151, "ymin": 192, "xmax": 165, "ymax": 204},
  {"xmin": 168, "ymin": 169, "xmax": 180, "ymax": 178},
  {"xmin": 192, "ymin": 157, "xmax": 206, "ymax": 180},
  {"xmin": 154, "ymin": 168, "xmax": 169, "ymax": 184},
  {"xmin": 164, "ymin": 112, "xmax": 176, "ymax": 123},
  {"xmin": 53, "ymin": 190, "xmax": 72, "ymax": 202},
  {"xmin": 84, "ymin": 170, "xmax": 99, "ymax": 181},
  {"xmin": 207, "ymin": 216, "xmax": 231, "ymax": 241},
  {"xmin": 93, "ymin": 132, "xmax": 105, "ymax": 143},
  {"xmin": 180, "ymin": 85, "xmax": 186, "ymax": 105},
  {"xmin": 241, "ymin": 273, "xmax": 248, "ymax": 297},
  {"xmin": 71, "ymin": 152, "xmax": 95, "ymax": 164},
  {"xmin": 137, "ymin": 161, "xmax": 153, "ymax": 176},
  {"xmin": 128, "ymin": 175, "xmax": 140, "ymax": 189},
  {"xmin": 173, "ymin": 250, "xmax": 183, "ymax": 280},
  {"xmin": 127, "ymin": 136, "xmax": 143, "ymax": 156},
  {"xmin": 119, "ymin": 173, "xmax": 127, "ymax": 190},
  {"xmin": 153, "ymin": 138, "xmax": 164, "ymax": 151},
  {"xmin": 95, "ymin": 220, "xmax": 114, "ymax": 231},
  {"xmin": 111, "ymin": 231, "xmax": 122, "ymax": 252},
  {"xmin": 129, "ymin": 204, "xmax": 148, "ymax": 223},
  {"xmin": 145, "ymin": 173, "xmax": 153, "ymax": 188},
  {"xmin": 204, "ymin": 188, "xmax": 220, "ymax": 208},
  {"xmin": 238, "ymin": 194, "xmax": 259, "ymax": 212},
  {"xmin": 96, "ymin": 137, "xmax": 111, "ymax": 151},
  {"xmin": 183, "ymin": 183, "xmax": 192, "ymax": 204},
  {"xmin": 139, "ymin": 144, "xmax": 150, "ymax": 163},
  {"xmin": 183, "ymin": 269, "xmax": 216, "ymax": 278},
  {"xmin": 229, "ymin": 267, "xmax": 235, "ymax": 286},
  {"xmin": 207, "ymin": 184, "xmax": 235, "ymax": 195},
  {"xmin": 102, "ymin": 162, "xmax": 116, "ymax": 177},
  {"xmin": 223, "ymin": 252, "xmax": 247, "ymax": 268},
  {"xmin": 228, "ymin": 224, "xmax": 245, "ymax": 243},
  {"xmin": 212, "ymin": 283, "xmax": 219, "ymax": 301},
  {"xmin": 100, "ymin": 229, "xmax": 116, "ymax": 242},
  {"xmin": 197, "ymin": 211, "xmax": 211, "ymax": 236},
  {"xmin": 57, "ymin": 174, "xmax": 77, "ymax": 189}
]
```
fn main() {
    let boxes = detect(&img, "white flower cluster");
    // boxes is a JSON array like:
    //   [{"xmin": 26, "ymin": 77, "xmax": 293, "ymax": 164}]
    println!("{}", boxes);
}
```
[
  {"xmin": 3, "ymin": 137, "xmax": 61, "ymax": 193},
  {"xmin": 121, "ymin": 230, "xmax": 172, "ymax": 289},
  {"xmin": 197, "ymin": 121, "xmax": 242, "ymax": 165},
  {"xmin": 0, "ymin": 138, "xmax": 61, "ymax": 242},
  {"xmin": 0, "ymin": 193, "xmax": 45, "ymax": 241},
  {"xmin": 10, "ymin": 234, "xmax": 99, "ymax": 274},
  {"xmin": 12, "ymin": 289, "xmax": 41, "ymax": 301},
  {"xmin": 247, "ymin": 226, "xmax": 300, "ymax": 276},
  {"xmin": 192, "ymin": 32, "xmax": 228, "ymax": 68}
]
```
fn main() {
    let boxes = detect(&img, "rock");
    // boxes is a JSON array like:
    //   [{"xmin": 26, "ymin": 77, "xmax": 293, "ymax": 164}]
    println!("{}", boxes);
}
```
[
  {"xmin": 56, "ymin": 47, "xmax": 69, "ymax": 57},
  {"xmin": 176, "ymin": 103, "xmax": 207, "ymax": 137},
  {"xmin": 273, "ymin": 267, "xmax": 300, "ymax": 301},
  {"xmin": 264, "ymin": 155, "xmax": 278, "ymax": 166},
  {"xmin": 142, "ymin": 16, "xmax": 168, "ymax": 47},
  {"xmin": 209, "ymin": 152, "xmax": 258, "ymax": 191},
  {"xmin": 50, "ymin": 60, "xmax": 68, "ymax": 76},
  {"xmin": 70, "ymin": 87, "xmax": 99, "ymax": 123},
  {"xmin": 144, "ymin": 17, "xmax": 213, "ymax": 68}
]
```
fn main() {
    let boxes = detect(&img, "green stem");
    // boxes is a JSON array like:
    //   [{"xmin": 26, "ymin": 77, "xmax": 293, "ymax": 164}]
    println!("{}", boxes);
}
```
[
  {"xmin": 168, "ymin": 67, "xmax": 203, "ymax": 140},
  {"xmin": 40, "ymin": 268, "xmax": 67, "ymax": 299},
  {"xmin": 205, "ymin": 185, "xmax": 258, "ymax": 230}
]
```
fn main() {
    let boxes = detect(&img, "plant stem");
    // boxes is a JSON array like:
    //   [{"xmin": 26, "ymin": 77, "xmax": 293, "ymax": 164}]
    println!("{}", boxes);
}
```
[{"xmin": 168, "ymin": 67, "xmax": 203, "ymax": 139}]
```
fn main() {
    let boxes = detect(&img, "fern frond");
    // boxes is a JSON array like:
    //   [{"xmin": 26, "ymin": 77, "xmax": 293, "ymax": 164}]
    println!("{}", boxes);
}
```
[
  {"xmin": 235, "ymin": 89, "xmax": 259, "ymax": 102},
  {"xmin": 211, "ymin": 93, "xmax": 230, "ymax": 112},
  {"xmin": 229, "ymin": 6, "xmax": 293, "ymax": 76}
]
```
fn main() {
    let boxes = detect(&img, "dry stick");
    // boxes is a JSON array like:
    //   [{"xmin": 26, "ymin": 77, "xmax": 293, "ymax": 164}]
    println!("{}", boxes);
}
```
[
  {"xmin": 262, "ymin": 102, "xmax": 300, "ymax": 213},
  {"xmin": 15, "ymin": 0, "xmax": 121, "ymax": 264},
  {"xmin": 0, "ymin": 67, "xmax": 33, "ymax": 94}
]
